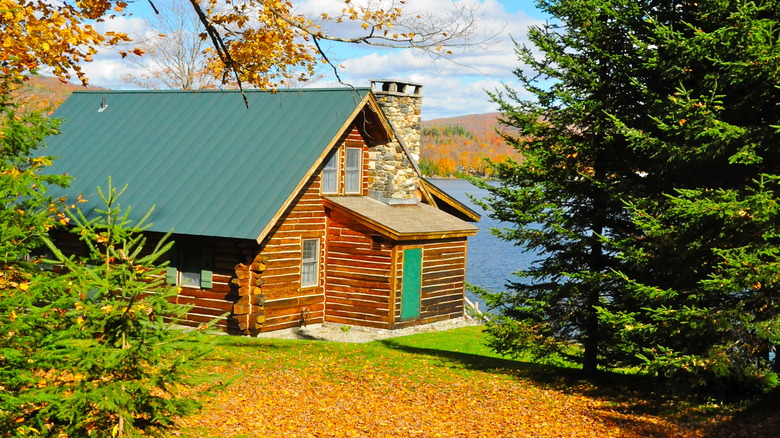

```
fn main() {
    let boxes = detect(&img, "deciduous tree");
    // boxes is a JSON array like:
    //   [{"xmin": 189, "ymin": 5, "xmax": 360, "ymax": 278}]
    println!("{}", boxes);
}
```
[
  {"xmin": 1, "ymin": 0, "xmax": 493, "ymax": 91},
  {"xmin": 121, "ymin": 0, "xmax": 217, "ymax": 90}
]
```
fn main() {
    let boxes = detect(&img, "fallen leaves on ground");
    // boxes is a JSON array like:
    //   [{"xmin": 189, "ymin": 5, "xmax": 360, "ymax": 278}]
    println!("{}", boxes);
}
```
[{"xmin": 179, "ymin": 342, "xmax": 700, "ymax": 438}]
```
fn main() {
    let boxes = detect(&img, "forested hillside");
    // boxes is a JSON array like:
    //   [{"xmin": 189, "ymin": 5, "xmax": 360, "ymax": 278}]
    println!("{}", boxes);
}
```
[
  {"xmin": 12, "ymin": 76, "xmax": 96, "ymax": 114},
  {"xmin": 419, "ymin": 113, "xmax": 520, "ymax": 177}
]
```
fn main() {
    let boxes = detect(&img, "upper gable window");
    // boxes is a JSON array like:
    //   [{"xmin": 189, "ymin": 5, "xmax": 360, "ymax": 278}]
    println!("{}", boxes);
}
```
[
  {"xmin": 321, "ymin": 151, "xmax": 339, "ymax": 194},
  {"xmin": 345, "ymin": 147, "xmax": 362, "ymax": 194}
]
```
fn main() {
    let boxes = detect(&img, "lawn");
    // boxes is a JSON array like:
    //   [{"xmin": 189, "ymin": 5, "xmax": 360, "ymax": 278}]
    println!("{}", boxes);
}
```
[{"xmin": 176, "ymin": 326, "xmax": 779, "ymax": 437}]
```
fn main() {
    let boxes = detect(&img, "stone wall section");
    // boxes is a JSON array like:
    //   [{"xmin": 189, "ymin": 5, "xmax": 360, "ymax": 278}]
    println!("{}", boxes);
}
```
[{"xmin": 368, "ymin": 79, "xmax": 423, "ymax": 202}]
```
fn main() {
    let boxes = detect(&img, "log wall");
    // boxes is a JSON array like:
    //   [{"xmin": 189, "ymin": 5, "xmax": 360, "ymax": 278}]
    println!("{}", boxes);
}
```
[
  {"xmin": 49, "ymin": 229, "xmax": 254, "ymax": 331},
  {"xmin": 324, "ymin": 210, "xmax": 394, "ymax": 328},
  {"xmin": 392, "ymin": 238, "xmax": 468, "ymax": 329},
  {"xmin": 178, "ymin": 238, "xmax": 252, "ymax": 331},
  {"xmin": 255, "ymin": 177, "xmax": 326, "ymax": 331},
  {"xmin": 255, "ymin": 127, "xmax": 369, "ymax": 332}
]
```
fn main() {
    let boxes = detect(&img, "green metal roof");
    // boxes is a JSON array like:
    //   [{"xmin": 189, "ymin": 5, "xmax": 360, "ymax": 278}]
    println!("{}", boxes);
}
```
[{"xmin": 44, "ymin": 88, "xmax": 371, "ymax": 240}]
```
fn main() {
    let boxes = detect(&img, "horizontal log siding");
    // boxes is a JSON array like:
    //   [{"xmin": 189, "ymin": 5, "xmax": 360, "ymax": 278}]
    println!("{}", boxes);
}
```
[
  {"xmin": 51, "ymin": 229, "xmax": 255, "ymax": 331},
  {"xmin": 257, "ymin": 177, "xmax": 328, "ymax": 332},
  {"xmin": 325, "ymin": 210, "xmax": 393, "ymax": 328},
  {"xmin": 254, "ymin": 127, "xmax": 369, "ymax": 332},
  {"xmin": 175, "ymin": 238, "xmax": 251, "ymax": 330},
  {"xmin": 392, "ymin": 238, "xmax": 468, "ymax": 329}
]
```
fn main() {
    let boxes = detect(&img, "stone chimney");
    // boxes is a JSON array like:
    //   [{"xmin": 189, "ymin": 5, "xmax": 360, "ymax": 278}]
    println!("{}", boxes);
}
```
[
  {"xmin": 367, "ymin": 79, "xmax": 423, "ymax": 203},
  {"xmin": 370, "ymin": 79, "xmax": 423, "ymax": 163}
]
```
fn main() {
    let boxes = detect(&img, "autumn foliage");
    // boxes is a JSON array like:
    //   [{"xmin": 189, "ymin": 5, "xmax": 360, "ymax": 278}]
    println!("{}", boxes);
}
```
[
  {"xmin": 176, "ymin": 330, "xmax": 769, "ymax": 438},
  {"xmin": 419, "ymin": 113, "xmax": 520, "ymax": 178}
]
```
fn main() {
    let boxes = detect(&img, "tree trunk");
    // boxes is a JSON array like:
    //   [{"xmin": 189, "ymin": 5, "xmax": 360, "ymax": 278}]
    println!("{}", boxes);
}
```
[{"xmin": 583, "ymin": 154, "xmax": 607, "ymax": 376}]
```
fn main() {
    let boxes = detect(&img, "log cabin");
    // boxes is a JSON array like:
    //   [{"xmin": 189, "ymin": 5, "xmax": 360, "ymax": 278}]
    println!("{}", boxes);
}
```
[{"xmin": 44, "ymin": 80, "xmax": 479, "ymax": 335}]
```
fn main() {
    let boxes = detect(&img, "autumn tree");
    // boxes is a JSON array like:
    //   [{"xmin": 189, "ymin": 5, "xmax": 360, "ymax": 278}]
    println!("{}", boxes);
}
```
[
  {"xmin": 1, "ymin": 0, "xmax": 492, "ymax": 91},
  {"xmin": 477, "ymin": 0, "xmax": 780, "ymax": 393}
]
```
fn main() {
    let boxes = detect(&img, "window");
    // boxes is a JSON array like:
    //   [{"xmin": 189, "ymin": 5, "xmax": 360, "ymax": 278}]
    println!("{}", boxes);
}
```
[
  {"xmin": 166, "ymin": 239, "xmax": 213, "ymax": 289},
  {"xmin": 301, "ymin": 238, "xmax": 319, "ymax": 287},
  {"xmin": 321, "ymin": 151, "xmax": 338, "ymax": 194},
  {"xmin": 345, "ymin": 147, "xmax": 362, "ymax": 194}
]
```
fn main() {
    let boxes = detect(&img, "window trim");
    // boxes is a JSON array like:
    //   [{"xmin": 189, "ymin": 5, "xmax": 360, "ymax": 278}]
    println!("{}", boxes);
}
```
[
  {"xmin": 301, "ymin": 238, "xmax": 319, "ymax": 288},
  {"xmin": 321, "ymin": 150, "xmax": 339, "ymax": 194},
  {"xmin": 345, "ymin": 147, "xmax": 362, "ymax": 194}
]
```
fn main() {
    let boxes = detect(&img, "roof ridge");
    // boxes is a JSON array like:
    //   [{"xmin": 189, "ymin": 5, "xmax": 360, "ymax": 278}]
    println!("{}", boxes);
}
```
[{"xmin": 70, "ymin": 87, "xmax": 371, "ymax": 95}]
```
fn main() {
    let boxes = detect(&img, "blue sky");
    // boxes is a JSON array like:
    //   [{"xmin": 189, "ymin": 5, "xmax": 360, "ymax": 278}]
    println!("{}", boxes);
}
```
[{"xmin": 82, "ymin": 0, "xmax": 545, "ymax": 120}]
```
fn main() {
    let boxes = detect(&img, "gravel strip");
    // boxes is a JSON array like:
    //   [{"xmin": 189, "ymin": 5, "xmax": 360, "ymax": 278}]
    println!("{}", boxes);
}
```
[{"xmin": 250, "ymin": 317, "xmax": 483, "ymax": 343}]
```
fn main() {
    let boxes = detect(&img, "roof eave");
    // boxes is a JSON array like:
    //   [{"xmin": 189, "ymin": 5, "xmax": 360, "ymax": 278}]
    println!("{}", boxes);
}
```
[
  {"xmin": 323, "ymin": 198, "xmax": 478, "ymax": 242},
  {"xmin": 421, "ymin": 179, "xmax": 481, "ymax": 222}
]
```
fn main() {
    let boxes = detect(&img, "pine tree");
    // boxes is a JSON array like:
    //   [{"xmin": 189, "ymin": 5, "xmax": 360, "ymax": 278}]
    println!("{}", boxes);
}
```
[
  {"xmin": 600, "ymin": 0, "xmax": 780, "ymax": 393},
  {"xmin": 478, "ymin": 0, "xmax": 780, "ymax": 392},
  {"xmin": 1, "ymin": 170, "xmax": 215, "ymax": 435},
  {"xmin": 473, "ymin": 0, "xmax": 656, "ymax": 374}
]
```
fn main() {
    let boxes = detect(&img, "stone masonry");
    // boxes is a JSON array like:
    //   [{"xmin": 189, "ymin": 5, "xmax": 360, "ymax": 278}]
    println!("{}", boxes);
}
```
[{"xmin": 368, "ymin": 79, "xmax": 423, "ymax": 202}]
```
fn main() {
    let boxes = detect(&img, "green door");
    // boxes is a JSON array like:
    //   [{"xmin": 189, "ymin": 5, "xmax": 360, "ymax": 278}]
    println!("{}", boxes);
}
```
[{"xmin": 401, "ymin": 248, "xmax": 422, "ymax": 319}]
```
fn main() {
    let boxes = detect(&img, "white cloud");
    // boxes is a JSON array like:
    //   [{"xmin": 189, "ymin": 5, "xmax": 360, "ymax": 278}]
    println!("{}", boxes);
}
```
[{"xmin": 82, "ymin": 0, "xmax": 538, "ymax": 118}]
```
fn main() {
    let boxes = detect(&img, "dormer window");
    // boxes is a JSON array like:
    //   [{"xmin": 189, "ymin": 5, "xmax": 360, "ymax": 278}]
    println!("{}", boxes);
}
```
[{"xmin": 345, "ymin": 147, "xmax": 362, "ymax": 194}]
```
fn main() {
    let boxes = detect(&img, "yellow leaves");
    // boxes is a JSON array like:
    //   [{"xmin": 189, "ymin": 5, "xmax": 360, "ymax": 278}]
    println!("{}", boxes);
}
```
[
  {"xmin": 361, "ymin": 22, "xmax": 369, "ymax": 30},
  {"xmin": 0, "ymin": 0, "xmax": 131, "ymax": 83},
  {"xmin": 179, "ymin": 343, "xmax": 695, "ymax": 438},
  {"xmin": 32, "ymin": 156, "xmax": 52, "ymax": 166},
  {"xmin": 18, "ymin": 282, "xmax": 29, "ymax": 291},
  {"xmin": 56, "ymin": 212, "xmax": 70, "ymax": 225}
]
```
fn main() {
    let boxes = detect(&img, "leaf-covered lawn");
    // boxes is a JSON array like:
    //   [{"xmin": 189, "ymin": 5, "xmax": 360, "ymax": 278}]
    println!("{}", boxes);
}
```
[{"xmin": 177, "ymin": 327, "xmax": 776, "ymax": 438}]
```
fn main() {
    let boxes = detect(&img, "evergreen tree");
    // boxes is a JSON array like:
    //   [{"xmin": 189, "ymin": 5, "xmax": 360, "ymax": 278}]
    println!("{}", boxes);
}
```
[
  {"xmin": 0, "ymin": 75, "xmax": 69, "ymax": 263},
  {"xmin": 473, "ymin": 0, "xmax": 655, "ymax": 374},
  {"xmin": 601, "ymin": 0, "xmax": 780, "ymax": 393},
  {"xmin": 478, "ymin": 0, "xmax": 780, "ymax": 392},
  {"xmin": 1, "ymin": 178, "xmax": 214, "ymax": 436},
  {"xmin": 1, "ymin": 84, "xmax": 215, "ymax": 434}
]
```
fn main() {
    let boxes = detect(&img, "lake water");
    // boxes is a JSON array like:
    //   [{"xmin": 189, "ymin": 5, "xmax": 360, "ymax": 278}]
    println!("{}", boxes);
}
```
[{"xmin": 429, "ymin": 178, "xmax": 536, "ymax": 308}]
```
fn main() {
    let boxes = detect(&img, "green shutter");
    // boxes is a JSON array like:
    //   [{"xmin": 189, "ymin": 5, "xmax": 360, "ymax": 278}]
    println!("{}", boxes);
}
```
[
  {"xmin": 200, "ymin": 270, "xmax": 213, "ymax": 289},
  {"xmin": 166, "ymin": 267, "xmax": 178, "ymax": 285}
]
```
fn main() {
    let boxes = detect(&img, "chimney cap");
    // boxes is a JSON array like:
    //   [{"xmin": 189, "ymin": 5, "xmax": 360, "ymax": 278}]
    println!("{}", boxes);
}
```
[{"xmin": 369, "ymin": 79, "xmax": 423, "ymax": 97}]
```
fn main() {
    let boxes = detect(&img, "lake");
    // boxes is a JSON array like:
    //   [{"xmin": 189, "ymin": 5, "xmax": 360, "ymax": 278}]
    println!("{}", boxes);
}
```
[{"xmin": 428, "ymin": 178, "xmax": 536, "ymax": 308}]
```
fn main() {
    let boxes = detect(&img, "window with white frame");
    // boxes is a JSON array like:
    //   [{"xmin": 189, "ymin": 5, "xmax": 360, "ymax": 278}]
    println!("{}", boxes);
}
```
[
  {"xmin": 321, "ymin": 151, "xmax": 338, "ymax": 194},
  {"xmin": 345, "ymin": 147, "xmax": 361, "ymax": 194},
  {"xmin": 301, "ymin": 238, "xmax": 319, "ymax": 287}
]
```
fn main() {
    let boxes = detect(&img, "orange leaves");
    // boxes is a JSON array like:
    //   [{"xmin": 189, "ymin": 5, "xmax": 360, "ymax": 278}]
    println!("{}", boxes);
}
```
[
  {"xmin": 0, "ymin": 0, "xmax": 130, "ymax": 84},
  {"xmin": 179, "ymin": 343, "xmax": 697, "ymax": 438}
]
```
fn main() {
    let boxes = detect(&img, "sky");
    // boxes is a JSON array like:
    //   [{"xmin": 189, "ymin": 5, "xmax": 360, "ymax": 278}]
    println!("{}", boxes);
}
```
[{"xmin": 80, "ymin": 0, "xmax": 547, "ymax": 121}]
